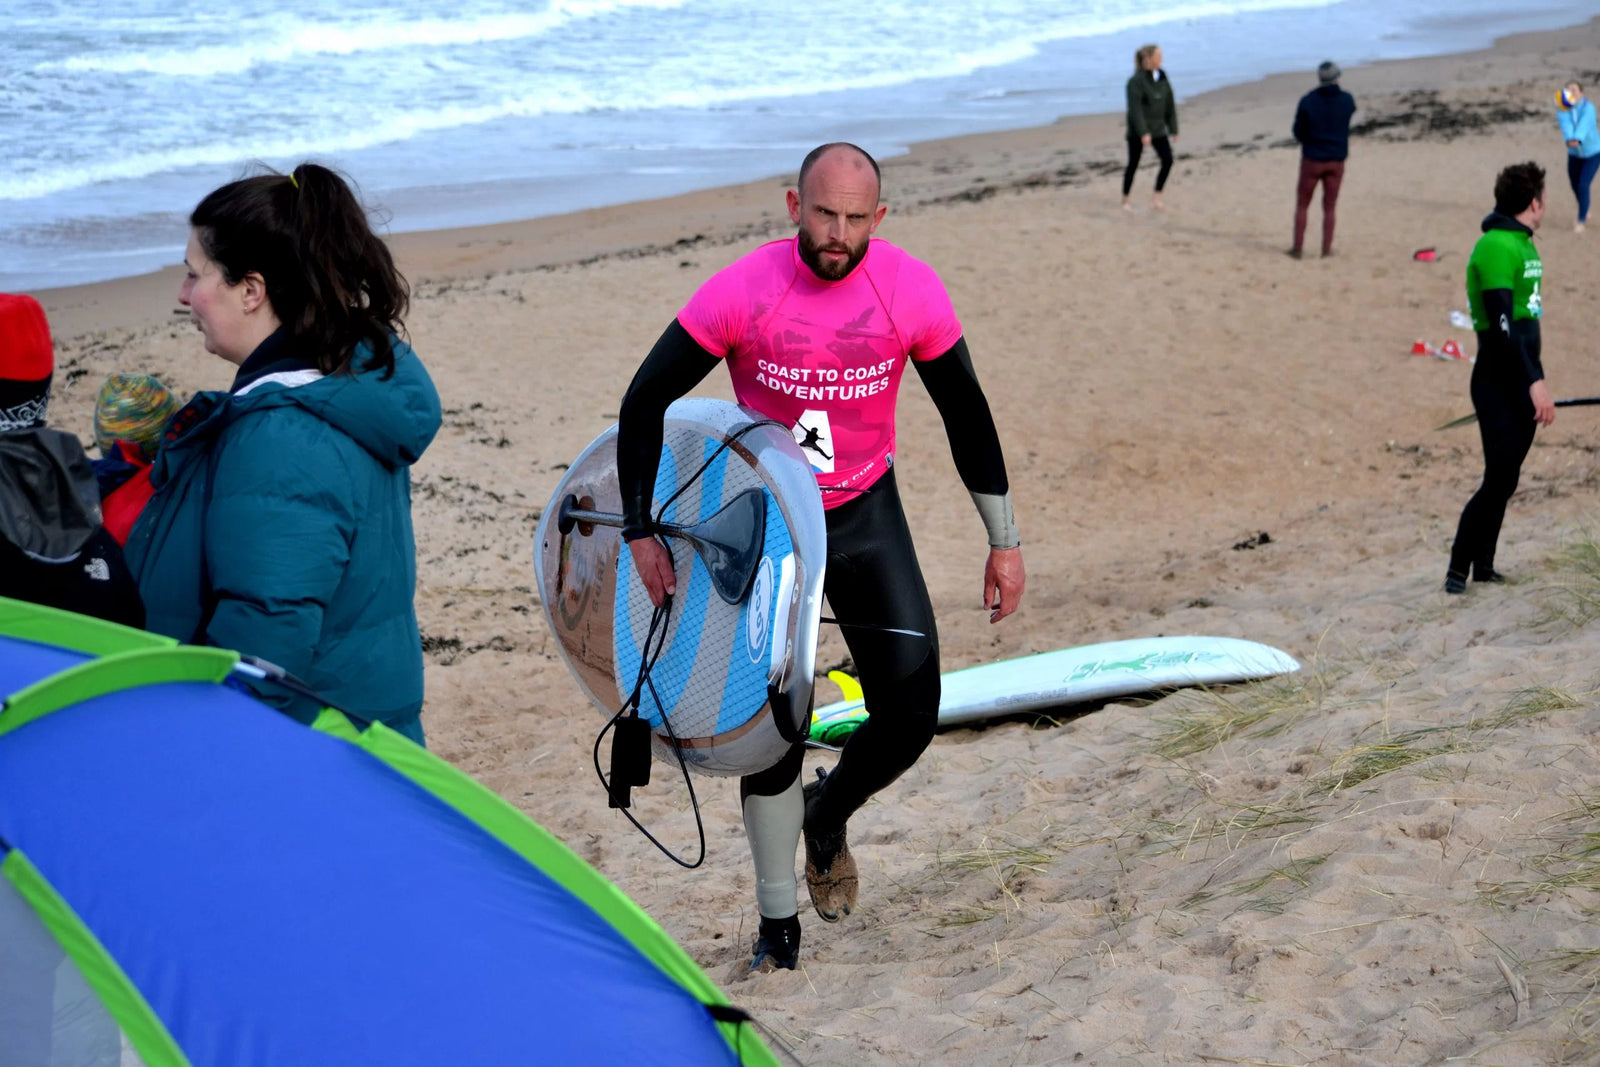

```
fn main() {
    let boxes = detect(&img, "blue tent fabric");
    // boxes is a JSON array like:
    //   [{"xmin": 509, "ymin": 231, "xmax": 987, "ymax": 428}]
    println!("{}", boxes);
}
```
[
  {"xmin": 0, "ymin": 635, "xmax": 754, "ymax": 1066},
  {"xmin": 0, "ymin": 635, "xmax": 88, "ymax": 697}
]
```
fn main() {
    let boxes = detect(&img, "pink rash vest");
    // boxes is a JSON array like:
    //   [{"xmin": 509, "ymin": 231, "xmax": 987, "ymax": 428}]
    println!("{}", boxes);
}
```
[{"xmin": 677, "ymin": 236, "xmax": 963, "ymax": 507}]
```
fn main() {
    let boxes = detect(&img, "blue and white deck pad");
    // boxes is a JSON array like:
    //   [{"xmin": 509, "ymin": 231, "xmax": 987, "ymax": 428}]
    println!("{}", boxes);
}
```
[{"xmin": 614, "ymin": 431, "xmax": 796, "ymax": 774}]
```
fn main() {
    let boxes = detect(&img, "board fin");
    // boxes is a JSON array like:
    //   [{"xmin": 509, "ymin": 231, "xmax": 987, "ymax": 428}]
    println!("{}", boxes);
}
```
[
  {"xmin": 826, "ymin": 670, "xmax": 863, "ymax": 703},
  {"xmin": 809, "ymin": 670, "xmax": 868, "ymax": 743}
]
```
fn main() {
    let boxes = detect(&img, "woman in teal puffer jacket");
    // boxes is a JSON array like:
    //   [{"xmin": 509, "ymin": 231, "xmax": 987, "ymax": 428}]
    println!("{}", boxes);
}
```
[{"xmin": 126, "ymin": 164, "xmax": 442, "ymax": 743}]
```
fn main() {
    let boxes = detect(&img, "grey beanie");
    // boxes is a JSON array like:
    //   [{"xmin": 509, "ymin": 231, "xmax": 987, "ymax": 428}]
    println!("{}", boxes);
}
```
[{"xmin": 1318, "ymin": 60, "xmax": 1341, "ymax": 85}]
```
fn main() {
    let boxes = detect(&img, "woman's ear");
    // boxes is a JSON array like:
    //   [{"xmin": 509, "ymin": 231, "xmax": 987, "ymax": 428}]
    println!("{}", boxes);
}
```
[{"xmin": 239, "ymin": 272, "xmax": 270, "ymax": 315}]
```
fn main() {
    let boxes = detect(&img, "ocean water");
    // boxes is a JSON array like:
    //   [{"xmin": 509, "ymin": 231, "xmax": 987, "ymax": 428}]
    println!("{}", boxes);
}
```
[{"xmin": 3, "ymin": 0, "xmax": 1597, "ymax": 291}]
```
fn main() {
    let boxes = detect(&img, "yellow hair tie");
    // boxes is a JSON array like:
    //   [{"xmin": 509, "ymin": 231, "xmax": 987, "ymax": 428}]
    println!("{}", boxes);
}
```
[{"xmin": 288, "ymin": 171, "xmax": 299, "ymax": 189}]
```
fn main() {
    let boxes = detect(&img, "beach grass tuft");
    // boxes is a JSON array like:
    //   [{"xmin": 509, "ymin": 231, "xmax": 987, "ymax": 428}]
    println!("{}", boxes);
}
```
[
  {"xmin": 1149, "ymin": 676, "xmax": 1325, "ymax": 761},
  {"xmin": 1481, "ymin": 794, "xmax": 1600, "ymax": 907},
  {"xmin": 1150, "ymin": 693, "xmax": 1280, "ymax": 761},
  {"xmin": 1308, "ymin": 685, "xmax": 1580, "ymax": 797},
  {"xmin": 1147, "ymin": 640, "xmax": 1349, "ymax": 762},
  {"xmin": 1308, "ymin": 732, "xmax": 1463, "ymax": 795},
  {"xmin": 1230, "ymin": 852, "xmax": 1330, "ymax": 914},
  {"xmin": 1542, "ymin": 525, "xmax": 1600, "ymax": 628},
  {"xmin": 937, "ymin": 836, "xmax": 1053, "ymax": 887},
  {"xmin": 1473, "ymin": 685, "xmax": 1584, "ymax": 730}
]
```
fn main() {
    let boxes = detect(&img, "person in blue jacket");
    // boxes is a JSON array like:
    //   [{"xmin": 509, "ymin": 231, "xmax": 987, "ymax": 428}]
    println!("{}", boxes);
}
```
[
  {"xmin": 1556, "ymin": 81, "xmax": 1600, "ymax": 232},
  {"xmin": 125, "ymin": 164, "xmax": 442, "ymax": 742}
]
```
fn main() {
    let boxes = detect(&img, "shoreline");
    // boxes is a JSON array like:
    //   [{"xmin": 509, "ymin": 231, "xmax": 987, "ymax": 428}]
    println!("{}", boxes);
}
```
[{"xmin": 29, "ymin": 14, "xmax": 1599, "ymax": 341}]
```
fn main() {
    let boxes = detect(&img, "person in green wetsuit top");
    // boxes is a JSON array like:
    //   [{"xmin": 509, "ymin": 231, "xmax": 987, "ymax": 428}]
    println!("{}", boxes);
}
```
[{"xmin": 1445, "ymin": 161, "xmax": 1554, "ymax": 594}]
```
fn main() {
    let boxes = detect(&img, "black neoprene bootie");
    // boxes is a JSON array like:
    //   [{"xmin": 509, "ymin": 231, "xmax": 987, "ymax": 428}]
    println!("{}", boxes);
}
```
[
  {"xmin": 750, "ymin": 914, "xmax": 801, "ymax": 972},
  {"xmin": 1443, "ymin": 570, "xmax": 1468, "ymax": 595},
  {"xmin": 1472, "ymin": 564, "xmax": 1506, "ymax": 583}
]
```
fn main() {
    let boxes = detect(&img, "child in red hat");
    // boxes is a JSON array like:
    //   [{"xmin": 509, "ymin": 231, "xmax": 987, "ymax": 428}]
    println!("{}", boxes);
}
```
[{"xmin": 0, "ymin": 294, "xmax": 145, "ymax": 627}]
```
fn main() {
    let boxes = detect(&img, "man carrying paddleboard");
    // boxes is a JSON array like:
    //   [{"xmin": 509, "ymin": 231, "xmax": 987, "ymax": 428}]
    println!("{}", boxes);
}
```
[
  {"xmin": 1445, "ymin": 161, "xmax": 1553, "ymax": 594},
  {"xmin": 617, "ymin": 143, "xmax": 1025, "ymax": 972}
]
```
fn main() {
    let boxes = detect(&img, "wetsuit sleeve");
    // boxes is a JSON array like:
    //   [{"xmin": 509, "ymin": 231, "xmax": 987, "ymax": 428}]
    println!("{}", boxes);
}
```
[
  {"xmin": 913, "ymin": 337, "xmax": 1020, "ymax": 548},
  {"xmin": 617, "ymin": 319, "xmax": 721, "ymax": 539},
  {"xmin": 1480, "ymin": 289, "xmax": 1544, "ymax": 385},
  {"xmin": 1165, "ymin": 80, "xmax": 1178, "ymax": 136}
]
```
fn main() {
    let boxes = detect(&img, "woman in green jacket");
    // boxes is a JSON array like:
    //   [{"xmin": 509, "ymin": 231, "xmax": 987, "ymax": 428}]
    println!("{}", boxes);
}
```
[
  {"xmin": 1123, "ymin": 43, "xmax": 1179, "ymax": 212},
  {"xmin": 126, "ymin": 164, "xmax": 442, "ymax": 742}
]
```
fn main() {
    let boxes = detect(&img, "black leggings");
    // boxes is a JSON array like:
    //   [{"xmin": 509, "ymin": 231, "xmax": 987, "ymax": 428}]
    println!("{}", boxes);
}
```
[
  {"xmin": 741, "ymin": 470, "xmax": 941, "ymax": 830},
  {"xmin": 1123, "ymin": 135, "xmax": 1173, "ymax": 195},
  {"xmin": 1448, "ymin": 357, "xmax": 1537, "ymax": 578}
]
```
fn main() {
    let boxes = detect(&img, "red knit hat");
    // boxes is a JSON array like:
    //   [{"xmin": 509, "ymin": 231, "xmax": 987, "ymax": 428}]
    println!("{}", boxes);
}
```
[{"xmin": 0, "ymin": 293, "xmax": 54, "ymax": 430}]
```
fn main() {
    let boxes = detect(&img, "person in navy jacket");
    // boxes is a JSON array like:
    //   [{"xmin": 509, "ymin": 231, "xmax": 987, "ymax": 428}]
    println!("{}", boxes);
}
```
[{"xmin": 1290, "ymin": 61, "xmax": 1357, "ymax": 258}]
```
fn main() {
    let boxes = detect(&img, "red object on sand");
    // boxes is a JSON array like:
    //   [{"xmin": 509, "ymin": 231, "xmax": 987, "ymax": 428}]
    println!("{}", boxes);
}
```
[
  {"xmin": 1411, "ymin": 340, "xmax": 1435, "ymax": 356},
  {"xmin": 1413, "ymin": 248, "xmax": 1438, "ymax": 262},
  {"xmin": 1440, "ymin": 339, "xmax": 1463, "ymax": 360}
]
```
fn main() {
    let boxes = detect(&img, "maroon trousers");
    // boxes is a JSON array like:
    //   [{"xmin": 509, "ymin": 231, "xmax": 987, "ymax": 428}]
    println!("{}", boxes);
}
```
[{"xmin": 1293, "ymin": 158, "xmax": 1345, "ymax": 255}]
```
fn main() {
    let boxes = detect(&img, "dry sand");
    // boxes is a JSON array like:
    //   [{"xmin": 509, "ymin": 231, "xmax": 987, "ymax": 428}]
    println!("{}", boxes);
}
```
[{"xmin": 31, "ymin": 17, "xmax": 1600, "ymax": 1066}]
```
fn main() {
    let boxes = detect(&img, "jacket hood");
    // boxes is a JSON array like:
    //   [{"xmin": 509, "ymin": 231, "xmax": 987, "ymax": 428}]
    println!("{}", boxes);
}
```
[
  {"xmin": 0, "ymin": 427, "xmax": 101, "ymax": 559},
  {"xmin": 230, "ymin": 336, "xmax": 441, "ymax": 468},
  {"xmin": 1482, "ymin": 211, "xmax": 1533, "ymax": 236}
]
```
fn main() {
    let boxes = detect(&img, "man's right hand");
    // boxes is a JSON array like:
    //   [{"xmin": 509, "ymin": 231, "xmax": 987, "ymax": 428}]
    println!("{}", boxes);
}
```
[
  {"xmin": 1531, "ymin": 380, "xmax": 1557, "ymax": 427},
  {"xmin": 628, "ymin": 536, "xmax": 677, "ymax": 607},
  {"xmin": 1140, "ymin": 133, "xmax": 1152, "ymax": 147}
]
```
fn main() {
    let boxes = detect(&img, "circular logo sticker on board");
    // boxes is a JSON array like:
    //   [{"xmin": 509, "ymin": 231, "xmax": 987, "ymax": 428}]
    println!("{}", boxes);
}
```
[{"xmin": 746, "ymin": 556, "xmax": 774, "ymax": 664}]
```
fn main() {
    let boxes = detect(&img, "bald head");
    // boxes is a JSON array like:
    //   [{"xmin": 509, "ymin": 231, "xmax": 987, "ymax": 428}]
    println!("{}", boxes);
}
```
[
  {"xmin": 798, "ymin": 143, "xmax": 881, "ymax": 204},
  {"xmin": 787, "ymin": 143, "xmax": 887, "ymax": 281}
]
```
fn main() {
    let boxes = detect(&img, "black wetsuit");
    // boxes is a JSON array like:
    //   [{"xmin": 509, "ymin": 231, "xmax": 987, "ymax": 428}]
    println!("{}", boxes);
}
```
[
  {"xmin": 617, "ymin": 321, "xmax": 1009, "ymax": 822},
  {"xmin": 1448, "ymin": 215, "xmax": 1544, "ymax": 581}
]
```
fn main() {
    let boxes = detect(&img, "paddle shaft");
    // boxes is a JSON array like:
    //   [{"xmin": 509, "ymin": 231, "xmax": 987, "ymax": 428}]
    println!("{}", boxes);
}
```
[
  {"xmin": 556, "ymin": 502, "xmax": 695, "ymax": 540},
  {"xmin": 1436, "ymin": 395, "xmax": 1600, "ymax": 431}
]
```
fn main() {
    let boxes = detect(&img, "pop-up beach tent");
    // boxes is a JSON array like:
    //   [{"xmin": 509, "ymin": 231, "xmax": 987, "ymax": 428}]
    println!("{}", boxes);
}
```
[{"xmin": 0, "ymin": 597, "xmax": 779, "ymax": 1067}]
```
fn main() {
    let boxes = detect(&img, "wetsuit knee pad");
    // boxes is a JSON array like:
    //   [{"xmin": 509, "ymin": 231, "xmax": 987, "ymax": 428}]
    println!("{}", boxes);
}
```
[{"xmin": 740, "ymin": 740, "xmax": 805, "ymax": 801}]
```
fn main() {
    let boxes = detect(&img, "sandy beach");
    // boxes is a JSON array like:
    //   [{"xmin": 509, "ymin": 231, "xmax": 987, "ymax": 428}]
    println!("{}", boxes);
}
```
[{"xmin": 30, "ymin": 16, "xmax": 1600, "ymax": 1065}]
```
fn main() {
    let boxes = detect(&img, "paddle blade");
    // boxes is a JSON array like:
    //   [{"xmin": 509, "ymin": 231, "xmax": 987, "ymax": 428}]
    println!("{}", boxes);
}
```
[
  {"xmin": 1435, "ymin": 412, "xmax": 1479, "ymax": 431},
  {"xmin": 670, "ymin": 487, "xmax": 766, "ymax": 604}
]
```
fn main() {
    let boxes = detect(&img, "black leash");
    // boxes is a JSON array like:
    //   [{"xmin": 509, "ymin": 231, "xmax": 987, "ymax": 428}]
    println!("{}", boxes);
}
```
[{"xmin": 591, "ymin": 419, "xmax": 785, "ymax": 867}]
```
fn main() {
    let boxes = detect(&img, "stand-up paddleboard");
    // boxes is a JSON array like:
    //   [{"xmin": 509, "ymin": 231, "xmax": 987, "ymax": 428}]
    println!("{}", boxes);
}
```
[
  {"xmin": 810, "ymin": 636, "xmax": 1300, "ymax": 742},
  {"xmin": 534, "ymin": 399, "xmax": 826, "ymax": 776}
]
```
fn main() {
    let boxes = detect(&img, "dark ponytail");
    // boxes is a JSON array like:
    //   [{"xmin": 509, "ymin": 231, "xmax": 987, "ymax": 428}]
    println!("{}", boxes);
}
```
[{"xmin": 189, "ymin": 163, "xmax": 409, "ymax": 378}]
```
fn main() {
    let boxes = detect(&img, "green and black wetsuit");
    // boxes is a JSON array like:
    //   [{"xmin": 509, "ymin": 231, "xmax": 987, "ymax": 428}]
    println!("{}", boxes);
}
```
[{"xmin": 1448, "ymin": 212, "xmax": 1544, "ymax": 581}]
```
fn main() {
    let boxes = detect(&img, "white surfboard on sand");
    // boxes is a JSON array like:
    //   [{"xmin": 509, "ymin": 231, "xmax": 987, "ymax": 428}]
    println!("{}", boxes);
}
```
[{"xmin": 809, "ymin": 635, "xmax": 1299, "ymax": 742}]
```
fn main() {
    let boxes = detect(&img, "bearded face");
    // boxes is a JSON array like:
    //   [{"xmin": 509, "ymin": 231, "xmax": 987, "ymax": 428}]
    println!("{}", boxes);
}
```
[
  {"xmin": 797, "ymin": 224, "xmax": 870, "ymax": 281},
  {"xmin": 787, "ymin": 147, "xmax": 885, "ymax": 281}
]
